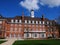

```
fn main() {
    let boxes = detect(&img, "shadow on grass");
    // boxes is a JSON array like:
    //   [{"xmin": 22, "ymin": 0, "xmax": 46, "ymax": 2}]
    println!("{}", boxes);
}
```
[
  {"xmin": 14, "ymin": 43, "xmax": 50, "ymax": 45},
  {"xmin": 0, "ymin": 41, "xmax": 6, "ymax": 44}
]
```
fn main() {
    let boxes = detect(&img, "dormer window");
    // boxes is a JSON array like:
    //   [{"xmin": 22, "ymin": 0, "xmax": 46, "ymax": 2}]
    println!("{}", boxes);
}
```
[
  {"xmin": 39, "ymin": 21, "xmax": 41, "ymax": 24},
  {"xmin": 32, "ymin": 20, "xmax": 34, "ymax": 24},
  {"xmin": 50, "ymin": 22, "xmax": 52, "ymax": 25},
  {"xmin": 19, "ymin": 20, "xmax": 21, "ymax": 23},
  {"xmin": 11, "ymin": 19, "xmax": 14, "ymax": 23},
  {"xmin": 47, "ymin": 21, "xmax": 49, "ymax": 24},
  {"xmin": 15, "ymin": 20, "xmax": 18, "ymax": 23},
  {"xmin": 36, "ymin": 21, "xmax": 38, "ymax": 24},
  {"xmin": 0, "ymin": 21, "xmax": 2, "ymax": 24},
  {"xmin": 29, "ymin": 20, "xmax": 31, "ymax": 24},
  {"xmin": 25, "ymin": 20, "xmax": 27, "ymax": 23},
  {"xmin": 43, "ymin": 21, "xmax": 45, "ymax": 24}
]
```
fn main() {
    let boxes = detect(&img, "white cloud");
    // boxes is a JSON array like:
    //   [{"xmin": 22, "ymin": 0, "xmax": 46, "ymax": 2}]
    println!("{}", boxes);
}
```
[
  {"xmin": 40, "ymin": 0, "xmax": 60, "ymax": 7},
  {"xmin": 20, "ymin": 0, "xmax": 60, "ymax": 10},
  {"xmin": 20, "ymin": 0, "xmax": 39, "ymax": 11}
]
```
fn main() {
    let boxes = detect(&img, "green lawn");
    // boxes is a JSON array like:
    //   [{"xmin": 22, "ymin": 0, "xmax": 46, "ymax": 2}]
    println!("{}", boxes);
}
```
[
  {"xmin": 0, "ymin": 41, "xmax": 6, "ymax": 44},
  {"xmin": 13, "ymin": 39, "xmax": 60, "ymax": 45}
]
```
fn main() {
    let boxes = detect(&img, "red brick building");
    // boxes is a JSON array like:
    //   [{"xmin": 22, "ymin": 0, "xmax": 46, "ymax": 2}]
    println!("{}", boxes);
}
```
[{"xmin": 0, "ymin": 10, "xmax": 59, "ymax": 39}]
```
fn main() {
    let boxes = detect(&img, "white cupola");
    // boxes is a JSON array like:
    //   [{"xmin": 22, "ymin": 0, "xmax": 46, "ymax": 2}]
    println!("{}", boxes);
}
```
[{"xmin": 30, "ymin": 10, "xmax": 34, "ymax": 18}]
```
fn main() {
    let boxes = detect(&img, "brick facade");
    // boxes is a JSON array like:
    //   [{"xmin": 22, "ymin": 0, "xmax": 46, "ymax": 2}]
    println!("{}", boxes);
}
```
[{"xmin": 0, "ymin": 15, "xmax": 59, "ymax": 39}]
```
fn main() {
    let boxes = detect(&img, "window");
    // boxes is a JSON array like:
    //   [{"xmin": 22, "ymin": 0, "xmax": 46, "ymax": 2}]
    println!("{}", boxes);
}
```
[
  {"xmin": 32, "ymin": 20, "xmax": 34, "ymax": 24},
  {"xmin": 27, "ymin": 33, "xmax": 29, "ymax": 37},
  {"xmin": 24, "ymin": 33, "xmax": 29, "ymax": 38},
  {"xmin": 48, "ymin": 34, "xmax": 52, "ymax": 37},
  {"xmin": 10, "ymin": 33, "xmax": 12, "ymax": 38},
  {"xmin": 0, "ymin": 21, "xmax": 2, "ymax": 24},
  {"xmin": 29, "ymin": 20, "xmax": 31, "ymax": 24},
  {"xmin": 18, "ymin": 34, "xmax": 20, "ymax": 37},
  {"xmin": 50, "ymin": 22, "xmax": 52, "ymax": 25},
  {"xmin": 47, "ymin": 25, "xmax": 49, "ymax": 27},
  {"xmin": 24, "ymin": 25, "xmax": 27, "ymax": 26},
  {"xmin": 15, "ymin": 28, "xmax": 17, "ymax": 31},
  {"xmin": 10, "ymin": 28, "xmax": 13, "ymax": 30},
  {"xmin": 40, "ymin": 29, "xmax": 42, "ymax": 30},
  {"xmin": 14, "ymin": 34, "xmax": 16, "ymax": 37},
  {"xmin": 43, "ymin": 28, "xmax": 45, "ymax": 31},
  {"xmin": 24, "ymin": 28, "xmax": 27, "ymax": 32},
  {"xmin": 15, "ymin": 20, "xmax": 18, "ymax": 23},
  {"xmin": 35, "ymin": 33, "xmax": 37, "ymax": 37},
  {"xmin": 47, "ymin": 21, "xmax": 49, "ymax": 24},
  {"xmin": 28, "ymin": 25, "xmax": 31, "ymax": 27},
  {"xmin": 43, "ymin": 25, "xmax": 45, "ymax": 27},
  {"xmin": 11, "ymin": 19, "xmax": 14, "ymax": 23},
  {"xmin": 48, "ymin": 29, "xmax": 52, "ymax": 32},
  {"xmin": 40, "ymin": 25, "xmax": 41, "ymax": 27},
  {"xmin": 36, "ymin": 25, "xmax": 38, "ymax": 27},
  {"xmin": 42, "ymin": 33, "xmax": 44, "ymax": 37},
  {"xmin": 19, "ymin": 28, "xmax": 21, "ymax": 32},
  {"xmin": 25, "ymin": 20, "xmax": 27, "ymax": 23},
  {"xmin": 39, "ymin": 21, "xmax": 41, "ymax": 24},
  {"xmin": 43, "ymin": 21, "xmax": 45, "ymax": 24},
  {"xmin": 36, "ymin": 21, "xmax": 38, "ymax": 24},
  {"xmin": 19, "ymin": 20, "xmax": 22, "ymax": 23},
  {"xmin": 36, "ymin": 28, "xmax": 38, "ymax": 30},
  {"xmin": 32, "ymin": 25, "xmax": 34, "ymax": 27},
  {"xmin": 10, "ymin": 24, "xmax": 13, "ymax": 26},
  {"xmin": 40, "ymin": 33, "xmax": 46, "ymax": 38},
  {"xmin": 19, "ymin": 24, "xmax": 21, "ymax": 26},
  {"xmin": 33, "ymin": 33, "xmax": 37, "ymax": 37},
  {"xmin": 15, "ymin": 24, "xmax": 17, "ymax": 26}
]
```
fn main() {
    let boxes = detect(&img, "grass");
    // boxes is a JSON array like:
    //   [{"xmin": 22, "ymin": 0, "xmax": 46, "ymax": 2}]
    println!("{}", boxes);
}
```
[
  {"xmin": 0, "ymin": 41, "xmax": 6, "ymax": 44},
  {"xmin": 13, "ymin": 39, "xmax": 60, "ymax": 45},
  {"xmin": 0, "ymin": 39, "xmax": 6, "ymax": 44}
]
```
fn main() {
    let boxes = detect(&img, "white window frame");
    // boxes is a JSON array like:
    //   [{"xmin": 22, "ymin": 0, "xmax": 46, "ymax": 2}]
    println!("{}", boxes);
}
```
[
  {"xmin": 32, "ymin": 33, "xmax": 38, "ymax": 38},
  {"xmin": 10, "ymin": 28, "xmax": 13, "ymax": 32},
  {"xmin": 11, "ymin": 19, "xmax": 14, "ymax": 23},
  {"xmin": 29, "ymin": 20, "xmax": 31, "ymax": 24},
  {"xmin": 36, "ymin": 21, "xmax": 38, "ymax": 24},
  {"xmin": 15, "ymin": 20, "xmax": 18, "ymax": 23},
  {"xmin": 19, "ymin": 20, "xmax": 22, "ymax": 23},
  {"xmin": 15, "ymin": 28, "xmax": 17, "ymax": 32},
  {"xmin": 40, "ymin": 33, "xmax": 46, "ymax": 38},
  {"xmin": 0, "ymin": 21, "xmax": 2, "ymax": 24},
  {"xmin": 43, "ymin": 21, "xmax": 45, "ymax": 24},
  {"xmin": 50, "ymin": 22, "xmax": 52, "ymax": 25},
  {"xmin": 10, "ymin": 24, "xmax": 13, "ymax": 26},
  {"xmin": 25, "ymin": 20, "xmax": 27, "ymax": 23},
  {"xmin": 39, "ymin": 21, "xmax": 41, "ymax": 24},
  {"xmin": 32, "ymin": 20, "xmax": 34, "ymax": 24},
  {"xmin": 15, "ymin": 24, "xmax": 17, "ymax": 26},
  {"xmin": 19, "ymin": 28, "xmax": 21, "ymax": 32},
  {"xmin": 47, "ymin": 21, "xmax": 49, "ymax": 24}
]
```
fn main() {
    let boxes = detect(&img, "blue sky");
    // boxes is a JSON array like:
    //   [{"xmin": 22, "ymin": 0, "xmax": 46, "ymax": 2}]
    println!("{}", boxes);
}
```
[{"xmin": 0, "ymin": 0, "xmax": 60, "ymax": 20}]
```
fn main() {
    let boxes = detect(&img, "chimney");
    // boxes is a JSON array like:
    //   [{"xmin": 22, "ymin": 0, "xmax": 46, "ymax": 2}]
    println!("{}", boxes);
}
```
[
  {"xmin": 42, "ymin": 14, "xmax": 44, "ymax": 21},
  {"xmin": 30, "ymin": 10, "xmax": 34, "ymax": 18},
  {"xmin": 22, "ymin": 12, "xmax": 24, "ymax": 22}
]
